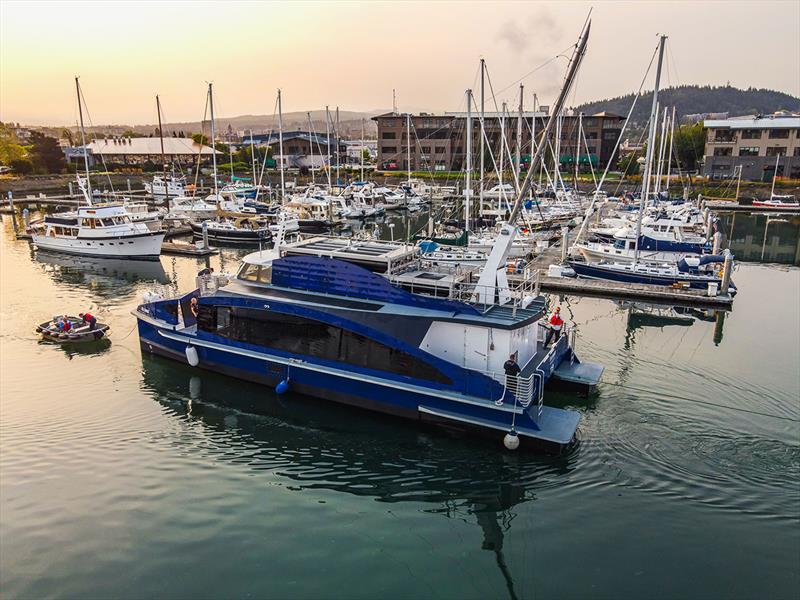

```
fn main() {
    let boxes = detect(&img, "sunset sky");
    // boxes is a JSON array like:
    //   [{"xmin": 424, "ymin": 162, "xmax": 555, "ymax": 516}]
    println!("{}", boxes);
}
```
[{"xmin": 1, "ymin": 0, "xmax": 798, "ymax": 126}]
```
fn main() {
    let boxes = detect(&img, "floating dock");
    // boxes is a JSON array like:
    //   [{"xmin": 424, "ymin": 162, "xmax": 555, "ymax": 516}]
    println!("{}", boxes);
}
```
[
  {"xmin": 161, "ymin": 241, "xmax": 218, "ymax": 256},
  {"xmin": 703, "ymin": 201, "xmax": 800, "ymax": 214},
  {"xmin": 520, "ymin": 244, "xmax": 735, "ymax": 307}
]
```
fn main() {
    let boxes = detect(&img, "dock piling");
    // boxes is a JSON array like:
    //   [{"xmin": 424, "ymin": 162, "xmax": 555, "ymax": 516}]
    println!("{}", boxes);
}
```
[
  {"xmin": 561, "ymin": 227, "xmax": 569, "ymax": 263},
  {"xmin": 719, "ymin": 250, "xmax": 733, "ymax": 296},
  {"xmin": 712, "ymin": 231, "xmax": 722, "ymax": 254},
  {"xmin": 202, "ymin": 221, "xmax": 209, "ymax": 249}
]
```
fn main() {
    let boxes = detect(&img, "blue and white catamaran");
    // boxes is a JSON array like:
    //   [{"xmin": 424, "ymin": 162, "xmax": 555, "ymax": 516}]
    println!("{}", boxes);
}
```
[{"xmin": 134, "ymin": 21, "xmax": 602, "ymax": 450}]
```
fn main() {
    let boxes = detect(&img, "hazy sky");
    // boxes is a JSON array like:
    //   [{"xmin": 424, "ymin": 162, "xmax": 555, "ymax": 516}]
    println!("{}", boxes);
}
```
[{"xmin": 1, "ymin": 0, "xmax": 798, "ymax": 126}]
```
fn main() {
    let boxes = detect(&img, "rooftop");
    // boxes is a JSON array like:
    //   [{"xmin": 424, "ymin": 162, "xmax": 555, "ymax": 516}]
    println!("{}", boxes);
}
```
[
  {"xmin": 704, "ymin": 112, "xmax": 800, "ymax": 130},
  {"xmin": 84, "ymin": 137, "xmax": 218, "ymax": 155}
]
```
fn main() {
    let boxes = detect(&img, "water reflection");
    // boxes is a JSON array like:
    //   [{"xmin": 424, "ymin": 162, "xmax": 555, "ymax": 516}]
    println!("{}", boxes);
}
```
[
  {"xmin": 33, "ymin": 250, "xmax": 170, "ymax": 296},
  {"xmin": 616, "ymin": 300, "xmax": 728, "ymax": 347},
  {"xmin": 718, "ymin": 212, "xmax": 800, "ymax": 265},
  {"xmin": 141, "ymin": 353, "xmax": 577, "ymax": 599}
]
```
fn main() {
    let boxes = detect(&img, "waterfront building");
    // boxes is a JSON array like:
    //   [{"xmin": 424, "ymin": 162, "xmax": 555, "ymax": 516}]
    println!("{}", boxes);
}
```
[
  {"xmin": 372, "ymin": 110, "xmax": 625, "ymax": 172},
  {"xmin": 244, "ymin": 131, "xmax": 346, "ymax": 169},
  {"xmin": 702, "ymin": 112, "xmax": 800, "ymax": 181},
  {"xmin": 63, "ymin": 137, "xmax": 218, "ymax": 167}
]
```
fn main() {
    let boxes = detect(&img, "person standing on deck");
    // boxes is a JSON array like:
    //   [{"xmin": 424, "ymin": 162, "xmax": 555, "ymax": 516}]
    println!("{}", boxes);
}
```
[
  {"xmin": 502, "ymin": 352, "xmax": 521, "ymax": 403},
  {"xmin": 544, "ymin": 306, "xmax": 564, "ymax": 348}
]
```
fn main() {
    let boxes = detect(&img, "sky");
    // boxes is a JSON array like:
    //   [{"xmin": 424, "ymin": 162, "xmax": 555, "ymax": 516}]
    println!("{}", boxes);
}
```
[{"xmin": 1, "ymin": 0, "xmax": 798, "ymax": 126}]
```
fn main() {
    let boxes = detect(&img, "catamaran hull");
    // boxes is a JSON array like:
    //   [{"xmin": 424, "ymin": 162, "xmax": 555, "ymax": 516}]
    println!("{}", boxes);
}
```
[
  {"xmin": 135, "ymin": 316, "xmax": 579, "ymax": 450},
  {"xmin": 32, "ymin": 231, "xmax": 165, "ymax": 260}
]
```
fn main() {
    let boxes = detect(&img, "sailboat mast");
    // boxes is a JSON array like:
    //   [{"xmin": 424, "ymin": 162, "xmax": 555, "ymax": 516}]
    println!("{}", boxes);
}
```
[
  {"xmin": 499, "ymin": 102, "xmax": 506, "ymax": 192},
  {"xmin": 278, "ymin": 89, "xmax": 285, "ymax": 200},
  {"xmin": 479, "ymin": 58, "xmax": 485, "ymax": 211},
  {"xmin": 208, "ymin": 83, "xmax": 218, "ymax": 196},
  {"xmin": 325, "ymin": 106, "xmax": 332, "ymax": 189},
  {"xmin": 465, "ymin": 89, "xmax": 473, "ymax": 232},
  {"xmin": 406, "ymin": 112, "xmax": 412, "ymax": 186},
  {"xmin": 250, "ymin": 129, "xmax": 256, "ymax": 184},
  {"xmin": 335, "ymin": 106, "xmax": 340, "ymax": 186},
  {"xmin": 516, "ymin": 84, "xmax": 523, "ymax": 183},
  {"xmin": 770, "ymin": 154, "xmax": 780, "ymax": 198},
  {"xmin": 360, "ymin": 118, "xmax": 365, "ymax": 181},
  {"xmin": 634, "ymin": 34, "xmax": 667, "ymax": 264},
  {"xmin": 576, "ymin": 112, "xmax": 582, "ymax": 186},
  {"xmin": 75, "ymin": 77, "xmax": 92, "ymax": 203},
  {"xmin": 665, "ymin": 105, "xmax": 676, "ymax": 194},
  {"xmin": 307, "ymin": 113, "xmax": 316, "ymax": 185},
  {"xmin": 654, "ymin": 105, "xmax": 668, "ymax": 196},
  {"xmin": 156, "ymin": 94, "xmax": 169, "ymax": 201}
]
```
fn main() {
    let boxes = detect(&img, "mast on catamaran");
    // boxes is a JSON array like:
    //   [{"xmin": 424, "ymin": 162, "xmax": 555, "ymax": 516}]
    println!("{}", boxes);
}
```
[
  {"xmin": 74, "ymin": 77, "xmax": 92, "ymax": 205},
  {"xmin": 473, "ymin": 20, "xmax": 591, "ymax": 304},
  {"xmin": 633, "ymin": 34, "xmax": 667, "ymax": 266},
  {"xmin": 360, "ymin": 118, "xmax": 365, "ymax": 182}
]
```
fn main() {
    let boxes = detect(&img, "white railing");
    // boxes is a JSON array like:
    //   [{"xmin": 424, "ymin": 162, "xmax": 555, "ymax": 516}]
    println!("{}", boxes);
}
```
[
  {"xmin": 485, "ymin": 370, "xmax": 535, "ymax": 408},
  {"xmin": 449, "ymin": 271, "xmax": 542, "ymax": 314}
]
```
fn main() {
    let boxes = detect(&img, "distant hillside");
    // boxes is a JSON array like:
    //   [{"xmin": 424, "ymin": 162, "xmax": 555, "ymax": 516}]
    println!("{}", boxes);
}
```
[
  {"xmin": 575, "ymin": 85, "xmax": 800, "ymax": 125},
  {"xmin": 63, "ymin": 110, "xmax": 384, "ymax": 141}
]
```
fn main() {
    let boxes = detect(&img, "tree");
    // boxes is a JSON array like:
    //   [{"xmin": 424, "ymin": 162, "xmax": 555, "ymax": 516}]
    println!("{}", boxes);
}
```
[
  {"xmin": 618, "ymin": 152, "xmax": 640, "ymax": 177},
  {"xmin": 0, "ymin": 123, "xmax": 27, "ymax": 164},
  {"xmin": 362, "ymin": 149, "xmax": 371, "ymax": 162},
  {"xmin": 28, "ymin": 132, "xmax": 66, "ymax": 173},
  {"xmin": 191, "ymin": 133, "xmax": 210, "ymax": 146},
  {"xmin": 673, "ymin": 122, "xmax": 705, "ymax": 171},
  {"xmin": 10, "ymin": 158, "xmax": 33, "ymax": 175}
]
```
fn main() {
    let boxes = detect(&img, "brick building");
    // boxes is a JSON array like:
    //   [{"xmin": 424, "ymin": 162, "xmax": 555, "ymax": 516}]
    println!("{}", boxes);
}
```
[{"xmin": 372, "ymin": 110, "xmax": 625, "ymax": 172}]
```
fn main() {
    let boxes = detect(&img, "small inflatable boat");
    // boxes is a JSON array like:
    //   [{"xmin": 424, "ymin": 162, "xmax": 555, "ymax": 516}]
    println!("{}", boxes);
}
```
[{"xmin": 36, "ymin": 316, "xmax": 110, "ymax": 343}]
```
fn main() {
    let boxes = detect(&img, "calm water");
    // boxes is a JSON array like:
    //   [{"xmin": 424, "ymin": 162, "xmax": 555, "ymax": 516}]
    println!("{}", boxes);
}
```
[{"xmin": 1, "ymin": 211, "xmax": 798, "ymax": 599}]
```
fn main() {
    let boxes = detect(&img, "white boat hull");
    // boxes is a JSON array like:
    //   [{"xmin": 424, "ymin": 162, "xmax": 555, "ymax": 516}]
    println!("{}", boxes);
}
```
[{"xmin": 33, "ymin": 232, "xmax": 165, "ymax": 260}]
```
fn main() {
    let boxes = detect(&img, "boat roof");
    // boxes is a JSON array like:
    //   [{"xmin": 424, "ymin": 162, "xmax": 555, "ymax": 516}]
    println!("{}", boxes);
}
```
[{"xmin": 280, "ymin": 236, "xmax": 419, "ymax": 271}]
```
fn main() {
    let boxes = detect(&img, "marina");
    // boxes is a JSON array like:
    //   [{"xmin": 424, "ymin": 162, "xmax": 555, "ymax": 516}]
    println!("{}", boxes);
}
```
[{"xmin": 1, "ymin": 3, "xmax": 799, "ymax": 599}]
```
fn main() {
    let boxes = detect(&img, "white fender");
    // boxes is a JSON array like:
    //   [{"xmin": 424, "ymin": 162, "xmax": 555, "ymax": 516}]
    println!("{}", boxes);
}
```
[{"xmin": 185, "ymin": 346, "xmax": 199, "ymax": 367}]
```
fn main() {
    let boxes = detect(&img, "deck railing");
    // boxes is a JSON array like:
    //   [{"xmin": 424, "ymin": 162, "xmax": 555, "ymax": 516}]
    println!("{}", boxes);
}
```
[{"xmin": 449, "ymin": 270, "xmax": 542, "ymax": 314}]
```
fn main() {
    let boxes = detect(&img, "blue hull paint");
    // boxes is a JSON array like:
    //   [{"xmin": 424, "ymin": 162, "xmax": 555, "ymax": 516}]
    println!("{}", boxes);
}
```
[
  {"xmin": 136, "ymin": 316, "xmax": 578, "ymax": 446},
  {"xmin": 571, "ymin": 261, "xmax": 735, "ymax": 293}
]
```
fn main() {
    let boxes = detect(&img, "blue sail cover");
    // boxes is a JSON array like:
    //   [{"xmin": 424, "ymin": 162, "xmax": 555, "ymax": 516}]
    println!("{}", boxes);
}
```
[{"xmin": 677, "ymin": 254, "xmax": 726, "ymax": 273}]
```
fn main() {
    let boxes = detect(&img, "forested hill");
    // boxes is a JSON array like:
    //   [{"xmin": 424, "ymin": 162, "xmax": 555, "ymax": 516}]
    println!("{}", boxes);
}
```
[{"xmin": 575, "ymin": 85, "xmax": 800, "ymax": 124}]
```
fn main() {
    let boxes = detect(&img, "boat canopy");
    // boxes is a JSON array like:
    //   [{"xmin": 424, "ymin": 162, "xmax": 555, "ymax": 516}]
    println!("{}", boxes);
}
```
[{"xmin": 677, "ymin": 254, "xmax": 726, "ymax": 272}]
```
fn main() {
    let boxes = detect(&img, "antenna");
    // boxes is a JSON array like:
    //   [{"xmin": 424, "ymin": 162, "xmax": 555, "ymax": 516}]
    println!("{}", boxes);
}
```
[{"xmin": 392, "ymin": 89, "xmax": 397, "ymax": 114}]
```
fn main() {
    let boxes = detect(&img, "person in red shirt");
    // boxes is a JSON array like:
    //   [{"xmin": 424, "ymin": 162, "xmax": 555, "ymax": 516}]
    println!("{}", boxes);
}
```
[
  {"xmin": 79, "ymin": 312, "xmax": 97, "ymax": 330},
  {"xmin": 544, "ymin": 306, "xmax": 564, "ymax": 348}
]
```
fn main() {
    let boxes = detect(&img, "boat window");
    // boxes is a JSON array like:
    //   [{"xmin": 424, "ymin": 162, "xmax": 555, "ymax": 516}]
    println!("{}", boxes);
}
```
[
  {"xmin": 237, "ymin": 263, "xmax": 261, "ymax": 281},
  {"xmin": 102, "ymin": 219, "xmax": 114, "ymax": 227},
  {"xmin": 198, "ymin": 306, "xmax": 451, "ymax": 385},
  {"xmin": 257, "ymin": 266, "xmax": 272, "ymax": 284},
  {"xmin": 613, "ymin": 240, "xmax": 624, "ymax": 249}
]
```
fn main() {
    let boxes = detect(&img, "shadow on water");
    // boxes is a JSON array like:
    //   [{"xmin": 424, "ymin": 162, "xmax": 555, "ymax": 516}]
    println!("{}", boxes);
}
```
[
  {"xmin": 139, "ymin": 353, "xmax": 579, "ymax": 600},
  {"xmin": 32, "ymin": 249, "xmax": 170, "ymax": 299},
  {"xmin": 38, "ymin": 336, "xmax": 113, "ymax": 357}
]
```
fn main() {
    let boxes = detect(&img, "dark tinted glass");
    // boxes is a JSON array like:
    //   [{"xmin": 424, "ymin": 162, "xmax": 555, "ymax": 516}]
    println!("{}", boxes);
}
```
[{"xmin": 198, "ymin": 306, "xmax": 450, "ymax": 384}]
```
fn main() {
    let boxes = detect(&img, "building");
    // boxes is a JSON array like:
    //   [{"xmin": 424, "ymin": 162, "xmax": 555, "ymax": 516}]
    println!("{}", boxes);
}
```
[
  {"xmin": 244, "ymin": 131, "xmax": 345, "ymax": 168},
  {"xmin": 703, "ymin": 112, "xmax": 800, "ymax": 181},
  {"xmin": 64, "ymin": 137, "xmax": 218, "ymax": 167},
  {"xmin": 372, "ymin": 110, "xmax": 625, "ymax": 172},
  {"xmin": 342, "ymin": 139, "xmax": 377, "ymax": 164}
]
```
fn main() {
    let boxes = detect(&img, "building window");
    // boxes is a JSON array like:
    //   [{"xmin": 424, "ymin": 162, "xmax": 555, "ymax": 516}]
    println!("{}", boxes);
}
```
[
  {"xmin": 381, "ymin": 131, "xmax": 396, "ymax": 139},
  {"xmin": 794, "ymin": 147, "xmax": 800, "ymax": 157},
  {"xmin": 768, "ymin": 129, "xmax": 790, "ymax": 139},
  {"xmin": 766, "ymin": 147, "xmax": 787, "ymax": 157},
  {"xmin": 738, "ymin": 147, "xmax": 759, "ymax": 156},
  {"xmin": 713, "ymin": 147, "xmax": 732, "ymax": 156},
  {"xmin": 712, "ymin": 164, "xmax": 730, "ymax": 171},
  {"xmin": 435, "ymin": 147, "xmax": 446, "ymax": 154},
  {"xmin": 713, "ymin": 130, "xmax": 735, "ymax": 142},
  {"xmin": 381, "ymin": 146, "xmax": 397, "ymax": 155},
  {"xmin": 740, "ymin": 129, "xmax": 761, "ymax": 139},
  {"xmin": 421, "ymin": 146, "xmax": 431, "ymax": 154},
  {"xmin": 603, "ymin": 131, "xmax": 617, "ymax": 140},
  {"xmin": 586, "ymin": 132, "xmax": 598, "ymax": 139}
]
